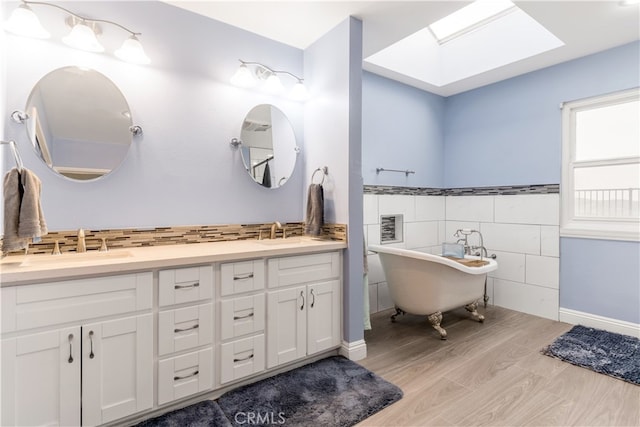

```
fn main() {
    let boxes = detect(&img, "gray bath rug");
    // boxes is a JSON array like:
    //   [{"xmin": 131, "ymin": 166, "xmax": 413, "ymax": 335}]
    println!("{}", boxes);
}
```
[
  {"xmin": 134, "ymin": 400, "xmax": 231, "ymax": 427},
  {"xmin": 542, "ymin": 325, "xmax": 640, "ymax": 385},
  {"xmin": 217, "ymin": 355, "xmax": 403, "ymax": 426}
]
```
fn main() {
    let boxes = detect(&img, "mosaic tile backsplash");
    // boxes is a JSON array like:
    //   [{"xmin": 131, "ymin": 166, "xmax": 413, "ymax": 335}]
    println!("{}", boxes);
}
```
[
  {"xmin": 364, "ymin": 184, "xmax": 559, "ymax": 196},
  {"xmin": 5, "ymin": 223, "xmax": 347, "ymax": 256}
]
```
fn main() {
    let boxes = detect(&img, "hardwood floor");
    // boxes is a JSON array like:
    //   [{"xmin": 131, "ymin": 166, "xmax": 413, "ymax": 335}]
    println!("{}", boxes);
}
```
[{"xmin": 358, "ymin": 306, "xmax": 640, "ymax": 427}]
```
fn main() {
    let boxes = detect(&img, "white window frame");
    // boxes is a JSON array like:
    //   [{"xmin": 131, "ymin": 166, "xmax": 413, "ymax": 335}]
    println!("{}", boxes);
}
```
[{"xmin": 561, "ymin": 87, "xmax": 640, "ymax": 242}]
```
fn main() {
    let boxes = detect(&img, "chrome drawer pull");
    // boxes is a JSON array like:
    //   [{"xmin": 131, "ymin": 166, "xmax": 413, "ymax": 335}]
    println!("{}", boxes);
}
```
[
  {"xmin": 233, "ymin": 312, "xmax": 254, "ymax": 320},
  {"xmin": 174, "ymin": 370, "xmax": 199, "ymax": 381},
  {"xmin": 175, "ymin": 282, "xmax": 199, "ymax": 290},
  {"xmin": 89, "ymin": 330, "xmax": 95, "ymax": 359},
  {"xmin": 174, "ymin": 324, "xmax": 199, "ymax": 333},
  {"xmin": 233, "ymin": 273, "xmax": 254, "ymax": 280},
  {"xmin": 233, "ymin": 353, "xmax": 254, "ymax": 363},
  {"xmin": 68, "ymin": 334, "xmax": 74, "ymax": 364}
]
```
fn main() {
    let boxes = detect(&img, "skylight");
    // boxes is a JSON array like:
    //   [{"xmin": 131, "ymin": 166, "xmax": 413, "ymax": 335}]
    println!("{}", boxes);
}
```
[
  {"xmin": 363, "ymin": 1, "xmax": 565, "ymax": 92},
  {"xmin": 429, "ymin": 0, "xmax": 517, "ymax": 44}
]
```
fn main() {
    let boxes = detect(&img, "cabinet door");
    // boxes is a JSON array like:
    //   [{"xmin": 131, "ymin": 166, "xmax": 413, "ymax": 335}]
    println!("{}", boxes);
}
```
[
  {"xmin": 1, "ymin": 327, "xmax": 80, "ymax": 426},
  {"xmin": 266, "ymin": 286, "xmax": 307, "ymax": 368},
  {"xmin": 307, "ymin": 280, "xmax": 341, "ymax": 355},
  {"xmin": 82, "ymin": 314, "xmax": 153, "ymax": 426}
]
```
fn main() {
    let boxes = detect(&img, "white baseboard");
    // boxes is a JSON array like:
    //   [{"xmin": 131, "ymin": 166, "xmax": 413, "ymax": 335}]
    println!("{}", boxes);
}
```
[
  {"xmin": 339, "ymin": 339, "xmax": 367, "ymax": 361},
  {"xmin": 559, "ymin": 308, "xmax": 640, "ymax": 338}
]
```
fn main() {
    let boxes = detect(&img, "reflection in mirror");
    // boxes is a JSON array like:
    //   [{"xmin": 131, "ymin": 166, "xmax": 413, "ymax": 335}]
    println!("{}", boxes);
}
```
[
  {"xmin": 25, "ymin": 66, "xmax": 133, "ymax": 180},
  {"xmin": 239, "ymin": 104, "xmax": 298, "ymax": 189}
]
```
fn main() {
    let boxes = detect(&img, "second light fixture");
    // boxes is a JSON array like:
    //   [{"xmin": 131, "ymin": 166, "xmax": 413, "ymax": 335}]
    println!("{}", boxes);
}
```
[{"xmin": 231, "ymin": 60, "xmax": 308, "ymax": 101}]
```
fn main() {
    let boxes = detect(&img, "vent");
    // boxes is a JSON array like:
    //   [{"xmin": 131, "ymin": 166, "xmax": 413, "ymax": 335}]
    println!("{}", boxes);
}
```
[
  {"xmin": 242, "ymin": 120, "xmax": 271, "ymax": 132},
  {"xmin": 380, "ymin": 214, "xmax": 403, "ymax": 244}
]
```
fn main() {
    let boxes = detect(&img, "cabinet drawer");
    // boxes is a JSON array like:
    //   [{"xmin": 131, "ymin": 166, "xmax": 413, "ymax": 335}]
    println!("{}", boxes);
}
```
[
  {"xmin": 158, "ymin": 303, "xmax": 213, "ymax": 356},
  {"xmin": 268, "ymin": 252, "xmax": 340, "ymax": 288},
  {"xmin": 157, "ymin": 347, "xmax": 213, "ymax": 405},
  {"xmin": 159, "ymin": 266, "xmax": 213, "ymax": 307},
  {"xmin": 220, "ymin": 294, "xmax": 265, "ymax": 341},
  {"xmin": 221, "ymin": 260, "xmax": 265, "ymax": 296},
  {"xmin": 220, "ymin": 335, "xmax": 265, "ymax": 384},
  {"xmin": 1, "ymin": 272, "xmax": 153, "ymax": 333}
]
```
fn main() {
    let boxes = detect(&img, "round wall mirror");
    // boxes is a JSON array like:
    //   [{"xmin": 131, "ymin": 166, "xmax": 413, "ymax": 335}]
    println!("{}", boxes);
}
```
[
  {"xmin": 239, "ymin": 104, "xmax": 298, "ymax": 189},
  {"xmin": 24, "ymin": 66, "xmax": 134, "ymax": 180}
]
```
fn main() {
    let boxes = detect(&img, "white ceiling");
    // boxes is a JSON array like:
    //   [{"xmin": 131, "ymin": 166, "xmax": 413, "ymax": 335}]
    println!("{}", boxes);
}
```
[{"xmin": 166, "ymin": 1, "xmax": 640, "ymax": 96}]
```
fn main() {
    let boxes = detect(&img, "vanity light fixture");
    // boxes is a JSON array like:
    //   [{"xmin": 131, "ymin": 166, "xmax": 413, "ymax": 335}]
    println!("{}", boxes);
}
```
[
  {"xmin": 230, "ymin": 60, "xmax": 308, "ymax": 101},
  {"xmin": 3, "ymin": 0, "xmax": 151, "ymax": 65},
  {"xmin": 3, "ymin": 2, "xmax": 50, "ymax": 39}
]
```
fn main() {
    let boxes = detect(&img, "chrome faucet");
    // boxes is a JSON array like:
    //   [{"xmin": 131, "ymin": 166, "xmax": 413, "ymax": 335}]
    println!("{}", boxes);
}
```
[
  {"xmin": 76, "ymin": 228, "xmax": 86, "ymax": 253},
  {"xmin": 454, "ymin": 229, "xmax": 490, "ymax": 261},
  {"xmin": 270, "ymin": 221, "xmax": 285, "ymax": 239}
]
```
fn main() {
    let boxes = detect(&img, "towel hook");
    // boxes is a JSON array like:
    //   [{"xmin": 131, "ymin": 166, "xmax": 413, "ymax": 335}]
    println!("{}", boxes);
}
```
[
  {"xmin": 1, "ymin": 140, "xmax": 24, "ymax": 171},
  {"xmin": 311, "ymin": 166, "xmax": 328, "ymax": 185}
]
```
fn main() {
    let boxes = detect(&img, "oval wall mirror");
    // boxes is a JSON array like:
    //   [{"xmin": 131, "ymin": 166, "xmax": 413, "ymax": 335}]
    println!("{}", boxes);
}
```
[
  {"xmin": 238, "ymin": 104, "xmax": 298, "ymax": 189},
  {"xmin": 24, "ymin": 66, "xmax": 134, "ymax": 180}
]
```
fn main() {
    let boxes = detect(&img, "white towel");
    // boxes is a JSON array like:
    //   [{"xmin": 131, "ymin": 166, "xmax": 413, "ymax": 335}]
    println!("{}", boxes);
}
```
[{"xmin": 2, "ymin": 168, "xmax": 47, "ymax": 252}]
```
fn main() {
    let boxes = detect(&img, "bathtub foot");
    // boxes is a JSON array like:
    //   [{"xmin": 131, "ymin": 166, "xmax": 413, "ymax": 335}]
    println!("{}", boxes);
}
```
[
  {"xmin": 427, "ymin": 312, "xmax": 447, "ymax": 340},
  {"xmin": 465, "ymin": 301, "xmax": 485, "ymax": 323},
  {"xmin": 390, "ymin": 307, "xmax": 405, "ymax": 323}
]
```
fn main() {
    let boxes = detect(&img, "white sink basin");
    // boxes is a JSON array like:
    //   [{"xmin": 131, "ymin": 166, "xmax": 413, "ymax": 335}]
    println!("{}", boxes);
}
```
[{"xmin": 16, "ymin": 250, "xmax": 133, "ymax": 267}]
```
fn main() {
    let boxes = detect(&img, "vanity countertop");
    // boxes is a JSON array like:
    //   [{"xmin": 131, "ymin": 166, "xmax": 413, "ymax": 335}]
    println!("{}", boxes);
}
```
[{"xmin": 0, "ymin": 237, "xmax": 347, "ymax": 287}]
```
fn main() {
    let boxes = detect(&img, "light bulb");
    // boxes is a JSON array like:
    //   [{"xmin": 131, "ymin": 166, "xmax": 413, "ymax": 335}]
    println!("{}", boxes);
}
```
[
  {"xmin": 115, "ymin": 35, "xmax": 150, "ymax": 65},
  {"xmin": 3, "ymin": 4, "xmax": 50, "ymax": 39},
  {"xmin": 263, "ymin": 73, "xmax": 284, "ymax": 94},
  {"xmin": 290, "ymin": 80, "xmax": 309, "ymax": 101},
  {"xmin": 62, "ymin": 22, "xmax": 104, "ymax": 53},
  {"xmin": 230, "ymin": 63, "xmax": 257, "ymax": 88}
]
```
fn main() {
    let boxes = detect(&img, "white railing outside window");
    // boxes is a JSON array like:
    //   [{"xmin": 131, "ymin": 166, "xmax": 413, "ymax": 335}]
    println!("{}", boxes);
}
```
[{"xmin": 575, "ymin": 188, "xmax": 640, "ymax": 219}]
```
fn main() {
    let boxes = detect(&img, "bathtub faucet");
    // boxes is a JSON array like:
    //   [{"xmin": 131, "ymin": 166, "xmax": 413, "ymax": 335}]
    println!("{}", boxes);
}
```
[{"xmin": 454, "ymin": 229, "xmax": 487, "ymax": 261}]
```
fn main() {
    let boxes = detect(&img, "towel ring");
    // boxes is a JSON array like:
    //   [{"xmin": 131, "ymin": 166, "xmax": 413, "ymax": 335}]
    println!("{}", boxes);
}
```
[{"xmin": 311, "ymin": 166, "xmax": 328, "ymax": 185}]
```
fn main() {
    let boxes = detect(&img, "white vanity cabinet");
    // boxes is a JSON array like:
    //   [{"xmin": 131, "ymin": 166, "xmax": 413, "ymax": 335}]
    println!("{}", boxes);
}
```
[
  {"xmin": 157, "ymin": 265, "xmax": 214, "ymax": 406},
  {"xmin": 266, "ymin": 252, "xmax": 341, "ymax": 368},
  {"xmin": 219, "ymin": 260, "xmax": 266, "ymax": 384},
  {"xmin": 0, "ymin": 273, "xmax": 153, "ymax": 427},
  {"xmin": 0, "ymin": 240, "xmax": 346, "ymax": 426}
]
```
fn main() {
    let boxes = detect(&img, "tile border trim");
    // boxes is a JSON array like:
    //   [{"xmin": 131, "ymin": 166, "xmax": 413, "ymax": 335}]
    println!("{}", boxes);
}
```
[{"xmin": 364, "ymin": 184, "xmax": 559, "ymax": 196}]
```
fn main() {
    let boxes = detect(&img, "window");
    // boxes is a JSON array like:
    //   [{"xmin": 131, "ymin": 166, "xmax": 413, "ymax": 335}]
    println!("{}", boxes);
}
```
[{"xmin": 561, "ymin": 88, "xmax": 640, "ymax": 241}]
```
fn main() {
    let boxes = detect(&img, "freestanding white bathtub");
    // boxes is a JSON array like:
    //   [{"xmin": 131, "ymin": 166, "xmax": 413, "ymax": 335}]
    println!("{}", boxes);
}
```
[{"xmin": 368, "ymin": 245, "xmax": 498, "ymax": 339}]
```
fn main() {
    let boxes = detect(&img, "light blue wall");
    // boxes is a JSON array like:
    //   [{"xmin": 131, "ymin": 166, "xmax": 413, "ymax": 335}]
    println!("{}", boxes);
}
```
[
  {"xmin": 443, "ymin": 41, "xmax": 640, "ymax": 188},
  {"xmin": 304, "ymin": 17, "xmax": 364, "ymax": 344},
  {"xmin": 362, "ymin": 71, "xmax": 445, "ymax": 188},
  {"xmin": 2, "ymin": 1, "xmax": 306, "ymax": 230},
  {"xmin": 561, "ymin": 238, "xmax": 640, "ymax": 324}
]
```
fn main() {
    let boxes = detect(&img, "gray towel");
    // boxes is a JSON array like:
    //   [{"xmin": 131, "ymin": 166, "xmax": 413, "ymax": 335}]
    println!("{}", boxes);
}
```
[
  {"xmin": 304, "ymin": 183, "xmax": 324, "ymax": 236},
  {"xmin": 2, "ymin": 168, "xmax": 47, "ymax": 252}
]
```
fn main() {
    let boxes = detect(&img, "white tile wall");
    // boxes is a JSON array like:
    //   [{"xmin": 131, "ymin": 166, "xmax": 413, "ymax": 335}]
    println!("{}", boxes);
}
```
[
  {"xmin": 488, "ymin": 250, "xmax": 526, "ymax": 283},
  {"xmin": 446, "ymin": 196, "xmax": 494, "ymax": 222},
  {"xmin": 405, "ymin": 221, "xmax": 439, "ymax": 249},
  {"xmin": 379, "ymin": 195, "xmax": 416, "ymax": 222},
  {"xmin": 416, "ymin": 196, "xmax": 445, "ymax": 221},
  {"xmin": 481, "ymin": 223, "xmax": 541, "ymax": 255},
  {"xmin": 363, "ymin": 192, "xmax": 560, "ymax": 320},
  {"xmin": 363, "ymin": 194, "xmax": 379, "ymax": 225},
  {"xmin": 494, "ymin": 194, "xmax": 559, "ymax": 225},
  {"xmin": 525, "ymin": 255, "xmax": 560, "ymax": 289},
  {"xmin": 541, "ymin": 226, "xmax": 560, "ymax": 257},
  {"xmin": 493, "ymin": 279, "xmax": 559, "ymax": 320}
]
